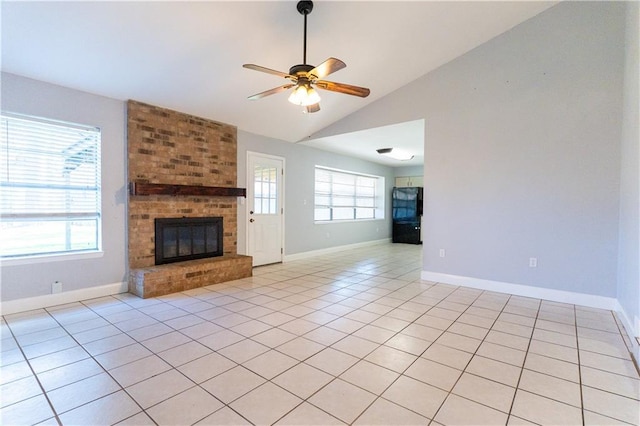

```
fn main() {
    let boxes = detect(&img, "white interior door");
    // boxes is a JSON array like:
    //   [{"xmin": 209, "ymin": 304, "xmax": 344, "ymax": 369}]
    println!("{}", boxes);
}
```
[{"xmin": 247, "ymin": 152, "xmax": 284, "ymax": 266}]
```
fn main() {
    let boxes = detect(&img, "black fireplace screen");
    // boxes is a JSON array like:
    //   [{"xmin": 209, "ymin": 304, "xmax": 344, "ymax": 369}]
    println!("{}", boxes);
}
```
[{"xmin": 154, "ymin": 217, "xmax": 223, "ymax": 265}]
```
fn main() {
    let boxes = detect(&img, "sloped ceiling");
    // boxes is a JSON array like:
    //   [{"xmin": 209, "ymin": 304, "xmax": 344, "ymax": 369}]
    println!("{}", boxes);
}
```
[{"xmin": 1, "ymin": 1, "xmax": 556, "ymax": 164}]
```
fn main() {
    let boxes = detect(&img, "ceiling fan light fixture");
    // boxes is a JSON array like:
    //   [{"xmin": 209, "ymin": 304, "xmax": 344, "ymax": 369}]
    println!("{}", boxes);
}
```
[
  {"xmin": 288, "ymin": 84, "xmax": 321, "ymax": 106},
  {"xmin": 377, "ymin": 148, "xmax": 414, "ymax": 161}
]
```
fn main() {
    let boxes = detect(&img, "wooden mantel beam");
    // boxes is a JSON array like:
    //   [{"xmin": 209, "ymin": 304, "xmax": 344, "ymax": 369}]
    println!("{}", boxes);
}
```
[{"xmin": 129, "ymin": 182, "xmax": 246, "ymax": 197}]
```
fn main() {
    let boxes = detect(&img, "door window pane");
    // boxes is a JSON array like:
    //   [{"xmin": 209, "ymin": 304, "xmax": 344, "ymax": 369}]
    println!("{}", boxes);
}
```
[{"xmin": 253, "ymin": 165, "xmax": 278, "ymax": 215}]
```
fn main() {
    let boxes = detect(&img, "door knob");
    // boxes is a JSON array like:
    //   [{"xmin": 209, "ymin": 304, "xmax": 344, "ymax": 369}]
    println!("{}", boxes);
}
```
[
  {"xmin": 249, "ymin": 210, "xmax": 254, "ymax": 215},
  {"xmin": 249, "ymin": 218, "xmax": 255, "ymax": 223}
]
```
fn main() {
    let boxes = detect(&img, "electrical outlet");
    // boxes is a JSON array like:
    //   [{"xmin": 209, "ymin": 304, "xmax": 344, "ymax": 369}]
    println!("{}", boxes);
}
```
[
  {"xmin": 52, "ymin": 281, "xmax": 63, "ymax": 294},
  {"xmin": 439, "ymin": 249, "xmax": 446, "ymax": 258},
  {"xmin": 529, "ymin": 257, "xmax": 538, "ymax": 268}
]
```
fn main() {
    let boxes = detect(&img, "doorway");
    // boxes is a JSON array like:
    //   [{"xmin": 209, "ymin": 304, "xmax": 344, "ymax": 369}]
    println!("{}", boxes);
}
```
[{"xmin": 246, "ymin": 152, "xmax": 285, "ymax": 266}]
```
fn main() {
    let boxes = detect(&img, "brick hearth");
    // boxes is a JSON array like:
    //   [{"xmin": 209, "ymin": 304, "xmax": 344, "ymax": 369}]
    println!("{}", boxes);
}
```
[{"xmin": 127, "ymin": 100, "xmax": 252, "ymax": 298}]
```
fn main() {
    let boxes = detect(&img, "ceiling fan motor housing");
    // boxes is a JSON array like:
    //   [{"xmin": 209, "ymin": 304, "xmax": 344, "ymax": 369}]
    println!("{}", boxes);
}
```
[
  {"xmin": 289, "ymin": 64, "xmax": 314, "ymax": 77},
  {"xmin": 297, "ymin": 1, "xmax": 313, "ymax": 15}
]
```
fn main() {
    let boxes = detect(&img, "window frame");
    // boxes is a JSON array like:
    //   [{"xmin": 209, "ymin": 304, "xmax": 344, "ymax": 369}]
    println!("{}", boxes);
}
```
[
  {"xmin": 314, "ymin": 165, "xmax": 385, "ymax": 223},
  {"xmin": 0, "ymin": 112, "xmax": 103, "ymax": 261}
]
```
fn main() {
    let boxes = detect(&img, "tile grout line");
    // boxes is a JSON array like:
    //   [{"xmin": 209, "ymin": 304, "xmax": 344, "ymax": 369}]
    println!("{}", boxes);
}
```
[
  {"xmin": 574, "ymin": 304, "xmax": 586, "ymax": 426},
  {"xmin": 68, "ymin": 292, "xmax": 260, "ymax": 425},
  {"xmin": 3, "ymin": 316, "xmax": 63, "ymax": 426},
  {"xmin": 261, "ymin": 274, "xmax": 442, "ymax": 425},
  {"xmin": 112, "ymin": 259, "xmax": 419, "ymax": 425},
  {"xmin": 85, "ymin": 291, "xmax": 277, "ymax": 425},
  {"xmin": 425, "ymin": 289, "xmax": 526, "ymax": 424},
  {"xmin": 3, "ymin": 246, "xmax": 637, "ymax": 425},
  {"xmin": 575, "ymin": 310, "xmax": 640, "ymax": 425},
  {"xmin": 349, "ymin": 283, "xmax": 495, "ymax": 425},
  {"xmin": 611, "ymin": 309, "xmax": 640, "ymax": 378},
  {"xmin": 46, "ymin": 299, "xmax": 153, "ymax": 425},
  {"xmin": 239, "ymin": 273, "xmax": 439, "ymax": 424},
  {"xmin": 504, "ymin": 296, "xmax": 543, "ymax": 423},
  {"xmin": 84, "ymin": 293, "xmax": 256, "ymax": 425},
  {"xmin": 134, "ymin": 272, "xmax": 510, "ymax": 422}
]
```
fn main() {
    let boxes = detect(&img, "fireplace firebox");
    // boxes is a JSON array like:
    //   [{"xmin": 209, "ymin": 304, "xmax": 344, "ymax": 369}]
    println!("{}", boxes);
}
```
[{"xmin": 155, "ymin": 217, "xmax": 223, "ymax": 265}]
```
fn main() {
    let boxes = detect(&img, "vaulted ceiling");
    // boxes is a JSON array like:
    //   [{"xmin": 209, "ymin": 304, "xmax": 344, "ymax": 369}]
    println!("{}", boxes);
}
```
[{"xmin": 2, "ymin": 1, "xmax": 556, "ymax": 164}]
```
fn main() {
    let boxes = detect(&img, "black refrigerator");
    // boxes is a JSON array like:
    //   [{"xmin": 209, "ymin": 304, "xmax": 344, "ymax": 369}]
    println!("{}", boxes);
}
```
[{"xmin": 392, "ymin": 187, "xmax": 423, "ymax": 244}]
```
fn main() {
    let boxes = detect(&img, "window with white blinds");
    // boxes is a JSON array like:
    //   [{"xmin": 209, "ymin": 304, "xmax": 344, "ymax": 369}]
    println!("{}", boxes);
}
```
[
  {"xmin": 0, "ymin": 113, "xmax": 102, "ymax": 258},
  {"xmin": 314, "ymin": 166, "xmax": 384, "ymax": 222}
]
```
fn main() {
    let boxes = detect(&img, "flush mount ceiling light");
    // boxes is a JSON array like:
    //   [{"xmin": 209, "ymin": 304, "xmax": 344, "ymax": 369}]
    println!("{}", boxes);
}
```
[
  {"xmin": 377, "ymin": 148, "xmax": 414, "ymax": 161},
  {"xmin": 243, "ymin": 1, "xmax": 370, "ymax": 113}
]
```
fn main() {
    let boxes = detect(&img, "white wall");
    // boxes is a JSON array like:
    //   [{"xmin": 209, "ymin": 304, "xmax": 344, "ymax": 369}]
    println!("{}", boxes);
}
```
[
  {"xmin": 237, "ymin": 130, "xmax": 395, "ymax": 257},
  {"xmin": 310, "ymin": 2, "xmax": 625, "ymax": 301},
  {"xmin": 617, "ymin": 1, "xmax": 640, "ymax": 347},
  {"xmin": 1, "ymin": 73, "xmax": 127, "ymax": 302}
]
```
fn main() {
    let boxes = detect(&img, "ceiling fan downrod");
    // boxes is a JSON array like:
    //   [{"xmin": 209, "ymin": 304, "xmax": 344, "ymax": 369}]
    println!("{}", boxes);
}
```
[{"xmin": 297, "ymin": 1, "xmax": 313, "ymax": 65}]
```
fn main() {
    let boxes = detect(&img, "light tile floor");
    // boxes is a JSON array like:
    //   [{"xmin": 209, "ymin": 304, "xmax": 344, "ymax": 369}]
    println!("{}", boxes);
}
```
[{"xmin": 1, "ymin": 244, "xmax": 639, "ymax": 425}]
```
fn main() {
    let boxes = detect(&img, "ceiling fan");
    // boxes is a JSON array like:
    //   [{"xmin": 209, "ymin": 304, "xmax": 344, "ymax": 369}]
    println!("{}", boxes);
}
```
[{"xmin": 243, "ymin": 0, "xmax": 370, "ymax": 113}]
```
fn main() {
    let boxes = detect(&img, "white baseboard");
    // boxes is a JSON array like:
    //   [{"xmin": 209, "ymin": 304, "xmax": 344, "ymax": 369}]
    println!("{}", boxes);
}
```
[
  {"xmin": 284, "ymin": 238, "xmax": 392, "ymax": 262},
  {"xmin": 0, "ymin": 282, "xmax": 128, "ymax": 316},
  {"xmin": 614, "ymin": 300, "xmax": 640, "ymax": 362},
  {"xmin": 421, "ymin": 270, "xmax": 618, "ymax": 311}
]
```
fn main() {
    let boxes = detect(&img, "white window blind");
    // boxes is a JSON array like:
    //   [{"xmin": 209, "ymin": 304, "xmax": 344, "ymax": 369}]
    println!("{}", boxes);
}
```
[
  {"xmin": 0, "ymin": 113, "xmax": 102, "ymax": 258},
  {"xmin": 314, "ymin": 166, "xmax": 383, "ymax": 222}
]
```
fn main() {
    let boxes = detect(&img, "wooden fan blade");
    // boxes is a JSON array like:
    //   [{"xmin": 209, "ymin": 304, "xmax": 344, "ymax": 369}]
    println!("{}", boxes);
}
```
[
  {"xmin": 248, "ymin": 84, "xmax": 295, "ymax": 100},
  {"xmin": 243, "ymin": 64, "xmax": 294, "ymax": 79},
  {"xmin": 305, "ymin": 103, "xmax": 321, "ymax": 113},
  {"xmin": 308, "ymin": 57, "xmax": 346, "ymax": 80},
  {"xmin": 315, "ymin": 80, "xmax": 370, "ymax": 98}
]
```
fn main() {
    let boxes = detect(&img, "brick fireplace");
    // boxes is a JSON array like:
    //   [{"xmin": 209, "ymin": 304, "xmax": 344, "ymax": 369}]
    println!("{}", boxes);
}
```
[{"xmin": 127, "ymin": 100, "xmax": 252, "ymax": 298}]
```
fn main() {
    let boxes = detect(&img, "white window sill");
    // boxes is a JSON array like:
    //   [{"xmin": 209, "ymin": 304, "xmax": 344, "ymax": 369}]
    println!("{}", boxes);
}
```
[
  {"xmin": 0, "ymin": 250, "xmax": 104, "ymax": 267},
  {"xmin": 314, "ymin": 218, "xmax": 386, "ymax": 225}
]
